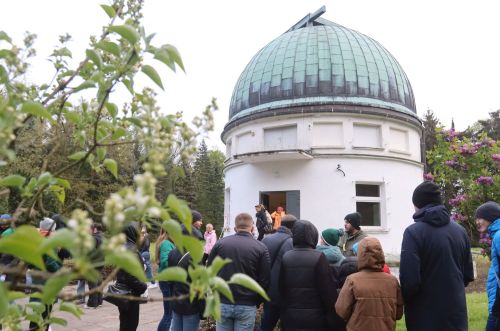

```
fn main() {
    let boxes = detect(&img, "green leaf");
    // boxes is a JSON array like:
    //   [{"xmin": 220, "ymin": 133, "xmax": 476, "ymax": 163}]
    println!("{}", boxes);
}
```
[
  {"xmin": 122, "ymin": 78, "xmax": 134, "ymax": 94},
  {"xmin": 106, "ymin": 251, "xmax": 147, "ymax": 282},
  {"xmin": 0, "ymin": 226, "xmax": 45, "ymax": 270},
  {"xmin": 86, "ymin": 49, "xmax": 102, "ymax": 69},
  {"xmin": 59, "ymin": 301, "xmax": 83, "ymax": 319},
  {"xmin": 112, "ymin": 127, "xmax": 126, "ymax": 140},
  {"xmin": 100, "ymin": 4, "xmax": 116, "ymax": 18},
  {"xmin": 109, "ymin": 25, "xmax": 140, "ymax": 44},
  {"xmin": 50, "ymin": 185, "xmax": 66, "ymax": 204},
  {"xmin": 166, "ymin": 194, "xmax": 192, "ymax": 231},
  {"xmin": 103, "ymin": 158, "xmax": 118, "ymax": 178},
  {"xmin": 208, "ymin": 257, "xmax": 232, "ymax": 277},
  {"xmin": 64, "ymin": 111, "xmax": 80, "ymax": 124},
  {"xmin": 48, "ymin": 317, "xmax": 67, "ymax": 326},
  {"xmin": 106, "ymin": 102, "xmax": 118, "ymax": 118},
  {"xmin": 21, "ymin": 102, "xmax": 53, "ymax": 122},
  {"xmin": 55, "ymin": 178, "xmax": 71, "ymax": 189},
  {"xmin": 164, "ymin": 44, "xmax": 185, "ymax": 72},
  {"xmin": 212, "ymin": 276, "xmax": 234, "ymax": 303},
  {"xmin": 0, "ymin": 174, "xmax": 26, "ymax": 187},
  {"xmin": 37, "ymin": 172, "xmax": 52, "ymax": 187},
  {"xmin": 42, "ymin": 273, "xmax": 74, "ymax": 304},
  {"xmin": 0, "ymin": 31, "xmax": 12, "ymax": 43},
  {"xmin": 0, "ymin": 283, "xmax": 7, "ymax": 319},
  {"xmin": 40, "ymin": 229, "xmax": 75, "ymax": 254},
  {"xmin": 27, "ymin": 301, "xmax": 46, "ymax": 313},
  {"xmin": 156, "ymin": 266, "xmax": 188, "ymax": 283},
  {"xmin": 228, "ymin": 273, "xmax": 270, "ymax": 301},
  {"xmin": 153, "ymin": 48, "xmax": 176, "ymax": 72},
  {"xmin": 96, "ymin": 41, "xmax": 121, "ymax": 57},
  {"xmin": 161, "ymin": 219, "xmax": 183, "ymax": 245},
  {"xmin": 73, "ymin": 81, "xmax": 95, "ymax": 92},
  {"xmin": 182, "ymin": 236, "xmax": 203, "ymax": 264},
  {"xmin": 126, "ymin": 117, "xmax": 142, "ymax": 128},
  {"xmin": 141, "ymin": 65, "xmax": 164, "ymax": 90},
  {"xmin": 203, "ymin": 291, "xmax": 221, "ymax": 320},
  {"xmin": 68, "ymin": 151, "xmax": 87, "ymax": 161},
  {"xmin": 8, "ymin": 291, "xmax": 27, "ymax": 301},
  {"xmin": 96, "ymin": 147, "xmax": 106, "ymax": 161}
]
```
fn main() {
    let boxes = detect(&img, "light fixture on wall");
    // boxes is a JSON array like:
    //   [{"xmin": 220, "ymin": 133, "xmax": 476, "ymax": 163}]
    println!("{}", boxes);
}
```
[{"xmin": 336, "ymin": 164, "xmax": 346, "ymax": 177}]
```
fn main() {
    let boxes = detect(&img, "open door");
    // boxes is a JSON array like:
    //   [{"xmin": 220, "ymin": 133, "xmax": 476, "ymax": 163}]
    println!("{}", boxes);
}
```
[{"xmin": 259, "ymin": 190, "xmax": 300, "ymax": 219}]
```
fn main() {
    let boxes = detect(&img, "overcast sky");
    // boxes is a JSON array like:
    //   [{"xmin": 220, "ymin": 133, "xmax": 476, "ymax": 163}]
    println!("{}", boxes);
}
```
[{"xmin": 3, "ymin": 0, "xmax": 500, "ymax": 150}]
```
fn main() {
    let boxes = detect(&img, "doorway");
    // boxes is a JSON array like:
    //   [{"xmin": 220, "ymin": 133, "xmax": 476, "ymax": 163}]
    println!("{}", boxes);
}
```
[{"xmin": 259, "ymin": 190, "xmax": 300, "ymax": 219}]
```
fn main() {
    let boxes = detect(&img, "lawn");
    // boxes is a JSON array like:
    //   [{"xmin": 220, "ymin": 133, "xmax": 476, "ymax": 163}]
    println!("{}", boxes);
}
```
[{"xmin": 396, "ymin": 292, "xmax": 488, "ymax": 331}]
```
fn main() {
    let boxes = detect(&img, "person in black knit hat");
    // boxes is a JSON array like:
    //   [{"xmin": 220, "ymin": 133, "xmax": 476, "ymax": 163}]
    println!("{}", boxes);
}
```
[
  {"xmin": 400, "ymin": 181, "xmax": 474, "ymax": 331},
  {"xmin": 475, "ymin": 201, "xmax": 500, "ymax": 330},
  {"xmin": 337, "ymin": 212, "xmax": 367, "ymax": 257}
]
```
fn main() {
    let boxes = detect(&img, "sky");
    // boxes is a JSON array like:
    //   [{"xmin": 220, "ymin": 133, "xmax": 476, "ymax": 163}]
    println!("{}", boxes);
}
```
[{"xmin": 2, "ymin": 0, "xmax": 500, "ymax": 151}]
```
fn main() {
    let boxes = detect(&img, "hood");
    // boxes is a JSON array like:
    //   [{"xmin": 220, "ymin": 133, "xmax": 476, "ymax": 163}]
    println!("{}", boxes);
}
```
[
  {"xmin": 123, "ymin": 221, "xmax": 140, "ymax": 245},
  {"xmin": 488, "ymin": 219, "xmax": 500, "ymax": 238},
  {"xmin": 357, "ymin": 237, "xmax": 385, "ymax": 271},
  {"xmin": 413, "ymin": 204, "xmax": 450, "ymax": 227},
  {"xmin": 292, "ymin": 220, "xmax": 318, "ymax": 248}
]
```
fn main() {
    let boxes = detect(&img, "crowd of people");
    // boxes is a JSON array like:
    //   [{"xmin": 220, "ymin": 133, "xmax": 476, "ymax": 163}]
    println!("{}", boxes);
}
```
[{"xmin": 0, "ymin": 181, "xmax": 499, "ymax": 331}]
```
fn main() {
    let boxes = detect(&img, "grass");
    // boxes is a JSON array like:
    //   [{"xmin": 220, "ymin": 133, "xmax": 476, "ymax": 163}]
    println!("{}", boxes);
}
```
[{"xmin": 396, "ymin": 292, "xmax": 488, "ymax": 331}]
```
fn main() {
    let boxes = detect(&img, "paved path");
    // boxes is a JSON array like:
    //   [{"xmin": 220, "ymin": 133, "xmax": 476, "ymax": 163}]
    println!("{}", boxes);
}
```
[{"xmin": 50, "ymin": 286, "xmax": 165, "ymax": 331}]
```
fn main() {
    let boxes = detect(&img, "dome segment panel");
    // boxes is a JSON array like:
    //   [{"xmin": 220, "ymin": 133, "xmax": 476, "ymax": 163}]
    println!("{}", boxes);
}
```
[{"xmin": 228, "ymin": 20, "xmax": 416, "ymax": 123}]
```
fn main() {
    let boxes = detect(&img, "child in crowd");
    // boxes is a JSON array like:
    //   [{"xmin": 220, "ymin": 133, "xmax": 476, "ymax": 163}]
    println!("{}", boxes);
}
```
[
  {"xmin": 336, "ymin": 237, "xmax": 403, "ymax": 331},
  {"xmin": 316, "ymin": 228, "xmax": 345, "ymax": 267}
]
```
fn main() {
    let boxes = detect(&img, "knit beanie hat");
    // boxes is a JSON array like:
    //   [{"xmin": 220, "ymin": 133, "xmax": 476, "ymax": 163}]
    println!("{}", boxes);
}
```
[
  {"xmin": 475, "ymin": 201, "xmax": 500, "ymax": 223},
  {"xmin": 321, "ymin": 228, "xmax": 341, "ymax": 246},
  {"xmin": 344, "ymin": 212, "xmax": 362, "ymax": 230},
  {"xmin": 412, "ymin": 181, "xmax": 442, "ymax": 209},
  {"xmin": 39, "ymin": 217, "xmax": 56, "ymax": 232},
  {"xmin": 192, "ymin": 210, "xmax": 202, "ymax": 223}
]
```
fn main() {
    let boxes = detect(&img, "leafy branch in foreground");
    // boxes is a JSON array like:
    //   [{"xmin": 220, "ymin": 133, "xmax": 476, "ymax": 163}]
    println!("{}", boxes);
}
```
[{"xmin": 0, "ymin": 0, "xmax": 266, "ymax": 329}]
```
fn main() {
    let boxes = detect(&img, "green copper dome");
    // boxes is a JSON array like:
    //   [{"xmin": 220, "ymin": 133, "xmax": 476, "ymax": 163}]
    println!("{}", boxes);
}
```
[{"xmin": 228, "ymin": 13, "xmax": 416, "ymax": 123}]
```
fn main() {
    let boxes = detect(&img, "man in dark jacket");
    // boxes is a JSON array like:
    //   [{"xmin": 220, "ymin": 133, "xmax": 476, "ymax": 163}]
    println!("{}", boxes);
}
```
[
  {"xmin": 338, "ymin": 212, "xmax": 367, "ymax": 257},
  {"xmin": 208, "ymin": 212, "xmax": 271, "ymax": 331},
  {"xmin": 279, "ymin": 220, "xmax": 338, "ymax": 331},
  {"xmin": 400, "ymin": 181, "xmax": 474, "ymax": 331},
  {"xmin": 259, "ymin": 214, "xmax": 297, "ymax": 331}
]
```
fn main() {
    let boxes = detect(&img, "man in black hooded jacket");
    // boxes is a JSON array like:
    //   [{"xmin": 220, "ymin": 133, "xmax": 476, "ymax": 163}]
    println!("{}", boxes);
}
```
[
  {"xmin": 400, "ymin": 181, "xmax": 474, "ymax": 331},
  {"xmin": 279, "ymin": 220, "xmax": 338, "ymax": 331}
]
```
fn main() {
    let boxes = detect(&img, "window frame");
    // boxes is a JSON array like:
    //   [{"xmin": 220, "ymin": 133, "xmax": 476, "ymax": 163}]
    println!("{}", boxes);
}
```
[{"xmin": 353, "ymin": 181, "xmax": 387, "ymax": 231}]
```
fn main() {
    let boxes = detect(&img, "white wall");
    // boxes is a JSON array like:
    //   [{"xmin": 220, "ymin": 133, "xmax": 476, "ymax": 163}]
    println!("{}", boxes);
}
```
[{"xmin": 224, "ymin": 156, "xmax": 423, "ymax": 254}]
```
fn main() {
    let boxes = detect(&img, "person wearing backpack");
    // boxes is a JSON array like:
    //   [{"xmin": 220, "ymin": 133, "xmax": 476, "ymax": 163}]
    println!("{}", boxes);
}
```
[
  {"xmin": 255, "ymin": 204, "xmax": 268, "ymax": 241},
  {"xmin": 259, "ymin": 214, "xmax": 297, "ymax": 331}
]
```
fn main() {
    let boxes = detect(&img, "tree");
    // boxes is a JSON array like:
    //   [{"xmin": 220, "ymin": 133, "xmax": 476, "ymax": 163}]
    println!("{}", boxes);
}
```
[
  {"xmin": 421, "ymin": 109, "xmax": 441, "ymax": 172},
  {"xmin": 426, "ymin": 127, "xmax": 499, "ymax": 250},
  {"xmin": 475, "ymin": 110, "xmax": 499, "ymax": 141},
  {"xmin": 193, "ymin": 140, "xmax": 211, "ymax": 214},
  {"xmin": 0, "ymin": 2, "xmax": 267, "ymax": 328},
  {"xmin": 206, "ymin": 150, "xmax": 225, "ymax": 233}
]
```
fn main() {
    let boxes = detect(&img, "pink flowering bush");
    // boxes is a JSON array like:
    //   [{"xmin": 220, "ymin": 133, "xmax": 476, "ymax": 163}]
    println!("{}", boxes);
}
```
[{"xmin": 426, "ymin": 128, "xmax": 499, "ymax": 255}]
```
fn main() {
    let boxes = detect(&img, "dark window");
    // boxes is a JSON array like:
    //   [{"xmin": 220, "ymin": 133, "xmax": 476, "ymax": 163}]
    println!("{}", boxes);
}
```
[
  {"xmin": 356, "ymin": 201, "xmax": 381, "ymax": 226},
  {"xmin": 356, "ymin": 184, "xmax": 380, "ymax": 197}
]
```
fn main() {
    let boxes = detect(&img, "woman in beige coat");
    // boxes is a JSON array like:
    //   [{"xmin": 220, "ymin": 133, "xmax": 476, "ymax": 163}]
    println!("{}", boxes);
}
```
[{"xmin": 335, "ymin": 237, "xmax": 403, "ymax": 331}]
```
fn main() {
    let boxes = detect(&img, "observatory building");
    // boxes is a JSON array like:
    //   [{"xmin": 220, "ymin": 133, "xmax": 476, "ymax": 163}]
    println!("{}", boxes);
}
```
[{"xmin": 221, "ymin": 8, "xmax": 423, "ymax": 253}]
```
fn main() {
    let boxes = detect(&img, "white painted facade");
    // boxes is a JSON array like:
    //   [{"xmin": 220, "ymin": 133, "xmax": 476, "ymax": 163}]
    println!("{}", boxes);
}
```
[{"xmin": 222, "ymin": 112, "xmax": 423, "ymax": 254}]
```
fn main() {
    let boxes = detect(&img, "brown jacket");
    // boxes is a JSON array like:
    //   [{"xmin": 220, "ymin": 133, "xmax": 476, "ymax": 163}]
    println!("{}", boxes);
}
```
[{"xmin": 335, "ymin": 237, "xmax": 403, "ymax": 331}]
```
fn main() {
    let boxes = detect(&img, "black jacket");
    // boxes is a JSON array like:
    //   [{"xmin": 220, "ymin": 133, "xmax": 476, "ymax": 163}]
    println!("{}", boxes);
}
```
[
  {"xmin": 116, "ymin": 223, "xmax": 147, "ymax": 296},
  {"xmin": 400, "ymin": 204, "xmax": 474, "ymax": 331},
  {"xmin": 261, "ymin": 227, "xmax": 293, "ymax": 304},
  {"xmin": 256, "ymin": 210, "xmax": 267, "ymax": 231},
  {"xmin": 168, "ymin": 249, "xmax": 204, "ymax": 315},
  {"xmin": 279, "ymin": 220, "xmax": 338, "ymax": 331},
  {"xmin": 337, "ymin": 256, "xmax": 358, "ymax": 289},
  {"xmin": 207, "ymin": 231, "xmax": 270, "ymax": 306}
]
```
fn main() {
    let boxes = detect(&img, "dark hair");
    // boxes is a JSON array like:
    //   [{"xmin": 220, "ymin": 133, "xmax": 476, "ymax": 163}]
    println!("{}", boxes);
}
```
[{"xmin": 92, "ymin": 223, "xmax": 103, "ymax": 232}]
